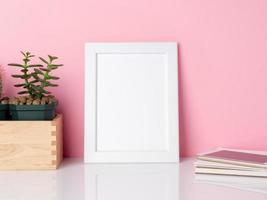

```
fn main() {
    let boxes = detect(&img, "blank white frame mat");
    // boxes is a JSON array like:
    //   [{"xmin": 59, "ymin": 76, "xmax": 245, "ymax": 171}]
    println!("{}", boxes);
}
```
[{"xmin": 84, "ymin": 42, "xmax": 179, "ymax": 163}]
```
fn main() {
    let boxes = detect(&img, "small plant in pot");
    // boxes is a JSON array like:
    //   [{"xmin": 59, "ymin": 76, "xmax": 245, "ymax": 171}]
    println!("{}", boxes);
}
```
[
  {"xmin": 0, "ymin": 66, "xmax": 9, "ymax": 120},
  {"xmin": 8, "ymin": 51, "xmax": 63, "ymax": 120}
]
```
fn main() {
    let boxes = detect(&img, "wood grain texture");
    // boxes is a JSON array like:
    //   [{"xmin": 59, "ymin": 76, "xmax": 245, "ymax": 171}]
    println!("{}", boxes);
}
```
[{"xmin": 0, "ymin": 114, "xmax": 63, "ymax": 170}]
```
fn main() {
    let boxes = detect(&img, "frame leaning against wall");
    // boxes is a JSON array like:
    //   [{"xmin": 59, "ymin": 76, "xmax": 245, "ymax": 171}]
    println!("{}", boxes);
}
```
[{"xmin": 84, "ymin": 42, "xmax": 179, "ymax": 163}]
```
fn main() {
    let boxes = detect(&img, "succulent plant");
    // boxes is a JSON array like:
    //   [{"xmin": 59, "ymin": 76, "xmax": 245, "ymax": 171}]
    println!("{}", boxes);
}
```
[
  {"xmin": 8, "ymin": 52, "xmax": 42, "ymax": 98},
  {"xmin": 33, "ymin": 55, "xmax": 63, "ymax": 99},
  {"xmin": 8, "ymin": 51, "xmax": 63, "ymax": 100}
]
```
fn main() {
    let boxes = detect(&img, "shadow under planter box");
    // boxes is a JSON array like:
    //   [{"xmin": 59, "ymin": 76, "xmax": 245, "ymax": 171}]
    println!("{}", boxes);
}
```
[{"xmin": 0, "ymin": 114, "xmax": 63, "ymax": 170}]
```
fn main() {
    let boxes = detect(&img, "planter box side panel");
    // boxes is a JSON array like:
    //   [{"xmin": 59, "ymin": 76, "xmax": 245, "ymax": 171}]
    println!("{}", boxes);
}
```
[
  {"xmin": 0, "ymin": 114, "xmax": 63, "ymax": 170},
  {"xmin": 52, "ymin": 114, "xmax": 63, "ymax": 169}
]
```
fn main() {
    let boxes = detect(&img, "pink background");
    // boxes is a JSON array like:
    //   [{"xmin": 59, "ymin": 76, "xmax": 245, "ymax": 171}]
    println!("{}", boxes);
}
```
[{"xmin": 0, "ymin": 0, "xmax": 267, "ymax": 157}]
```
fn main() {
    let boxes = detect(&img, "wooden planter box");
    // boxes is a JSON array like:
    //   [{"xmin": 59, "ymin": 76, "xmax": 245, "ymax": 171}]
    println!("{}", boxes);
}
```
[{"xmin": 0, "ymin": 114, "xmax": 63, "ymax": 170}]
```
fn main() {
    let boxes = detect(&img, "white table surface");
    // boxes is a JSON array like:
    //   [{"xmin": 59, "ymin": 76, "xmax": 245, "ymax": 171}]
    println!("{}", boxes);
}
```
[{"xmin": 0, "ymin": 158, "xmax": 265, "ymax": 200}]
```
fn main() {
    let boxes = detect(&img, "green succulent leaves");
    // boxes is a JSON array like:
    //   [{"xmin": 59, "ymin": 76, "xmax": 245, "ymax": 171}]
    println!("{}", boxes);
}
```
[{"xmin": 8, "ymin": 51, "xmax": 63, "ymax": 99}]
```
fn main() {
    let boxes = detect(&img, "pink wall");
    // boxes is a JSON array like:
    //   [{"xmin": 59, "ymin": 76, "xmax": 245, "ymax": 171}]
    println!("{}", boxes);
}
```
[{"xmin": 0, "ymin": 0, "xmax": 267, "ymax": 157}]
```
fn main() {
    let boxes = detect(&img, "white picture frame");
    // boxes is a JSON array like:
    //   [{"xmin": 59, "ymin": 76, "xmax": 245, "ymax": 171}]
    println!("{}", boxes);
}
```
[{"xmin": 84, "ymin": 42, "xmax": 179, "ymax": 163}]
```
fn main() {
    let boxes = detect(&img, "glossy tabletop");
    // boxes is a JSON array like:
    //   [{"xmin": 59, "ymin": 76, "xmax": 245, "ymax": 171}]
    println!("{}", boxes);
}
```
[{"xmin": 0, "ymin": 158, "xmax": 265, "ymax": 200}]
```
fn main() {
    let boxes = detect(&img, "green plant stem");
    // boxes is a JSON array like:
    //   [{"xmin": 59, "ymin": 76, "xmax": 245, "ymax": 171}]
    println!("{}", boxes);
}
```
[
  {"xmin": 39, "ymin": 65, "xmax": 50, "ymax": 99},
  {"xmin": 23, "ymin": 56, "xmax": 32, "ymax": 97}
]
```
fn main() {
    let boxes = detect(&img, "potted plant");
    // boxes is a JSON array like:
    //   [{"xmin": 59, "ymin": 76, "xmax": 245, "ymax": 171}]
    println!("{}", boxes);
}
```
[
  {"xmin": 8, "ymin": 51, "xmax": 63, "ymax": 120},
  {"xmin": 0, "ymin": 66, "xmax": 9, "ymax": 120}
]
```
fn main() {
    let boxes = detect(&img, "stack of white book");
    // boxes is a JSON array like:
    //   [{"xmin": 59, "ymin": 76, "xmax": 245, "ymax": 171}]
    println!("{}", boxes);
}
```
[{"xmin": 194, "ymin": 148, "xmax": 267, "ymax": 194}]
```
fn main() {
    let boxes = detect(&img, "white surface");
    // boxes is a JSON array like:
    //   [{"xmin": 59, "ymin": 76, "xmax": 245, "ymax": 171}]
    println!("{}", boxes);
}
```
[
  {"xmin": 195, "ymin": 174, "xmax": 267, "ymax": 194},
  {"xmin": 86, "ymin": 163, "xmax": 178, "ymax": 200},
  {"xmin": 0, "ymin": 158, "xmax": 266, "ymax": 200},
  {"xmin": 85, "ymin": 42, "xmax": 179, "ymax": 163}
]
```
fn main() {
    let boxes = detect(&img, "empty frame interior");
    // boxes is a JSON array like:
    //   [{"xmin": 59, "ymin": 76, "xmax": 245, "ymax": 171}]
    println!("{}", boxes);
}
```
[{"xmin": 85, "ymin": 43, "xmax": 178, "ymax": 163}]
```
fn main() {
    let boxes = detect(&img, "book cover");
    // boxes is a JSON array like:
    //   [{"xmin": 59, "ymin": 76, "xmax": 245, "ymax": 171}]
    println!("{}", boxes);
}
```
[{"xmin": 198, "ymin": 149, "xmax": 267, "ymax": 169}]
